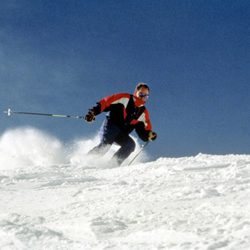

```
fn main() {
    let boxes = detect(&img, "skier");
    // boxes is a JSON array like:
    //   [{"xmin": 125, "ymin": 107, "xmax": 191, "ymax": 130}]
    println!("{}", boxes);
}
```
[{"xmin": 84, "ymin": 83, "xmax": 157, "ymax": 165}]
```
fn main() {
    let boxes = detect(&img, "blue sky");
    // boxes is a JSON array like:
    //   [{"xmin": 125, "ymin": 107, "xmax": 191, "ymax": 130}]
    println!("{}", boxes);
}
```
[{"xmin": 1, "ymin": 0, "xmax": 250, "ymax": 159}]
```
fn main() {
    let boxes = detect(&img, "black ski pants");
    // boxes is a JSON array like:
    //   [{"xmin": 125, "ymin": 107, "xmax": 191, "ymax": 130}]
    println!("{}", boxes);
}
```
[{"xmin": 88, "ymin": 119, "xmax": 135, "ymax": 165}]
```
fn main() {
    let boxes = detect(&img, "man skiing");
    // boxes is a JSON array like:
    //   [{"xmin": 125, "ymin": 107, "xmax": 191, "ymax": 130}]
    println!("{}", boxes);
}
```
[{"xmin": 84, "ymin": 83, "xmax": 157, "ymax": 165}]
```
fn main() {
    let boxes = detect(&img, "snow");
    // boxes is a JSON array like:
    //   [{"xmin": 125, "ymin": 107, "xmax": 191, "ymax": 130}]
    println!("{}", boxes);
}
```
[{"xmin": 0, "ymin": 127, "xmax": 250, "ymax": 249}]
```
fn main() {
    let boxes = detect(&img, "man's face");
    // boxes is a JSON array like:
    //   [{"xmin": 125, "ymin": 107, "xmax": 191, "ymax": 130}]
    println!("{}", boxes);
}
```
[{"xmin": 136, "ymin": 87, "xmax": 149, "ymax": 102}]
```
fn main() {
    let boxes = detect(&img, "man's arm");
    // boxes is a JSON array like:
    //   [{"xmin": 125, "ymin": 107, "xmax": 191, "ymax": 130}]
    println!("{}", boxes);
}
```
[
  {"xmin": 84, "ymin": 93, "xmax": 130, "ymax": 122},
  {"xmin": 135, "ymin": 109, "xmax": 157, "ymax": 141}
]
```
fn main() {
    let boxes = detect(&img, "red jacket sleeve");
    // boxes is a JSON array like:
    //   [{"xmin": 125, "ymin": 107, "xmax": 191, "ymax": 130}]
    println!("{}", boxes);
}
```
[{"xmin": 98, "ymin": 93, "xmax": 131, "ymax": 112}]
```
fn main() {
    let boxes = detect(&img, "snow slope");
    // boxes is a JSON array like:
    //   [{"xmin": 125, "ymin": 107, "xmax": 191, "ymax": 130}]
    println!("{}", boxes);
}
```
[{"xmin": 0, "ymin": 127, "xmax": 250, "ymax": 250}]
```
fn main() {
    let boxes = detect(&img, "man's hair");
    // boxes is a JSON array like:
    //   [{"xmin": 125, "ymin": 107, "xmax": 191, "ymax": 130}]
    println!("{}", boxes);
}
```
[{"xmin": 135, "ymin": 82, "xmax": 150, "ymax": 92}]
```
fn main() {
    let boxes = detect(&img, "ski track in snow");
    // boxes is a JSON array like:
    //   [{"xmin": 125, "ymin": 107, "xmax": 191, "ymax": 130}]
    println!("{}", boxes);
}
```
[{"xmin": 0, "ymin": 128, "xmax": 250, "ymax": 249}]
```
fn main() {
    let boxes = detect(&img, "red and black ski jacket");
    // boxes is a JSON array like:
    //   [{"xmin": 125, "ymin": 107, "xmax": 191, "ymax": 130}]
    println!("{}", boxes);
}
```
[{"xmin": 91, "ymin": 93, "xmax": 152, "ymax": 141}]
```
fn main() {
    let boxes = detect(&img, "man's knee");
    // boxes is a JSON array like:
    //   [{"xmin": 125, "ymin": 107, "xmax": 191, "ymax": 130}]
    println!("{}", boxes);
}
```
[
  {"xmin": 126, "ymin": 138, "xmax": 136, "ymax": 153},
  {"xmin": 113, "ymin": 138, "xmax": 135, "ymax": 165}
]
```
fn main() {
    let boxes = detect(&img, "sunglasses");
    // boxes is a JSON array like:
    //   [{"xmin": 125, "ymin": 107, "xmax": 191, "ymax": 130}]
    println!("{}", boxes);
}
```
[{"xmin": 138, "ymin": 92, "xmax": 149, "ymax": 98}]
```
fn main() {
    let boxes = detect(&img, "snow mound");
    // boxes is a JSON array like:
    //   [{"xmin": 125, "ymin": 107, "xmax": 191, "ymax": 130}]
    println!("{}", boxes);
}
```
[{"xmin": 0, "ymin": 127, "xmax": 250, "ymax": 249}]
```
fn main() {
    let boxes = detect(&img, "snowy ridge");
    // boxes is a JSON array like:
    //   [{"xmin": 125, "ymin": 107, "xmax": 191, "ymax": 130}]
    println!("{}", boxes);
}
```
[{"xmin": 0, "ymin": 128, "xmax": 250, "ymax": 249}]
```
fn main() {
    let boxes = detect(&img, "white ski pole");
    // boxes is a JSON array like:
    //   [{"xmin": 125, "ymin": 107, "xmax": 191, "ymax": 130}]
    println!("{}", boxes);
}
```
[
  {"xmin": 3, "ymin": 108, "xmax": 84, "ymax": 119},
  {"xmin": 128, "ymin": 141, "xmax": 149, "ymax": 166}
]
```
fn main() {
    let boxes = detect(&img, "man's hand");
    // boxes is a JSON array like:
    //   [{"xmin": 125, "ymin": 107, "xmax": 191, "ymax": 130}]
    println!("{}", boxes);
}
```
[
  {"xmin": 148, "ymin": 131, "xmax": 157, "ymax": 141},
  {"xmin": 85, "ymin": 110, "xmax": 95, "ymax": 123}
]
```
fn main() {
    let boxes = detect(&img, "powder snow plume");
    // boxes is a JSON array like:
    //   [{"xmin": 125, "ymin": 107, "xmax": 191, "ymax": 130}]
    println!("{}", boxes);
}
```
[{"xmin": 0, "ymin": 127, "xmax": 148, "ymax": 171}]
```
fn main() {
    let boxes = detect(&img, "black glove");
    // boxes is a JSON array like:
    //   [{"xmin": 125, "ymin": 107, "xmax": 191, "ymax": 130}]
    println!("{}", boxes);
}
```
[
  {"xmin": 148, "ymin": 131, "xmax": 157, "ymax": 141},
  {"xmin": 85, "ymin": 110, "xmax": 95, "ymax": 123}
]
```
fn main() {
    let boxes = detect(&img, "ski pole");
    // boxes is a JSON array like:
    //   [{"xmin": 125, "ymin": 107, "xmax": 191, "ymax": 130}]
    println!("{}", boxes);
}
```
[
  {"xmin": 127, "ymin": 141, "xmax": 149, "ymax": 166},
  {"xmin": 3, "ymin": 108, "xmax": 84, "ymax": 119}
]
